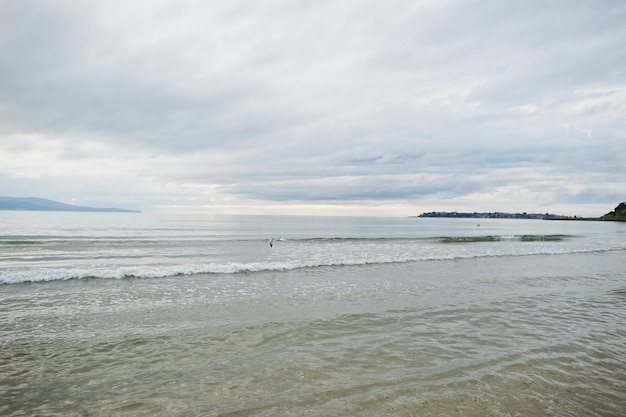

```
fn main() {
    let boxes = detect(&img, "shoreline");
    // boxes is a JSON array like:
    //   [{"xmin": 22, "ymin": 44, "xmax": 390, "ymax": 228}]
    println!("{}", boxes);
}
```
[{"xmin": 414, "ymin": 202, "xmax": 626, "ymax": 222}]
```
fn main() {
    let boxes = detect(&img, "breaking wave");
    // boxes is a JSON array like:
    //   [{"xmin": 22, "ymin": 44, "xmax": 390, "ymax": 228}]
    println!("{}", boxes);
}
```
[{"xmin": 3, "ymin": 245, "xmax": 624, "ymax": 284}]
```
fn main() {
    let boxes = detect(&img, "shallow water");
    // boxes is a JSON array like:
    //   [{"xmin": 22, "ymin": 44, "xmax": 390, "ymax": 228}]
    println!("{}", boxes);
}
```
[{"xmin": 1, "ymin": 213, "xmax": 625, "ymax": 416}]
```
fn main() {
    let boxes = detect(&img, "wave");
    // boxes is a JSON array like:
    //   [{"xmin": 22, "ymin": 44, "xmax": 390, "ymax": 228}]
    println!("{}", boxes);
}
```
[
  {"xmin": 0, "ymin": 260, "xmax": 359, "ymax": 284},
  {"xmin": 0, "ymin": 262, "xmax": 295, "ymax": 284},
  {"xmin": 0, "ymin": 234, "xmax": 577, "ymax": 248},
  {"xmin": 438, "ymin": 234, "xmax": 569, "ymax": 243},
  {"xmin": 2, "ymin": 246, "xmax": 623, "ymax": 285},
  {"xmin": 276, "ymin": 235, "xmax": 575, "ymax": 243}
]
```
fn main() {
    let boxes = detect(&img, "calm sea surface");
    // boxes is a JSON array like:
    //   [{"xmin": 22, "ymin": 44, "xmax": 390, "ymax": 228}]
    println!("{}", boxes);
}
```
[{"xmin": 1, "ymin": 212, "xmax": 625, "ymax": 416}]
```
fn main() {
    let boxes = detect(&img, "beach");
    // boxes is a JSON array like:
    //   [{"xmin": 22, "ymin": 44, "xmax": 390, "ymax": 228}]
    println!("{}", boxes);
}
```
[{"xmin": 1, "ymin": 212, "xmax": 625, "ymax": 416}]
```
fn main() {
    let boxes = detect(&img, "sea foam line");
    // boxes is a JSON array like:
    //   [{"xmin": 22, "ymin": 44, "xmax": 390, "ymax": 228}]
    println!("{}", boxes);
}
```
[
  {"xmin": 2, "ymin": 245, "xmax": 624, "ymax": 284},
  {"xmin": 0, "ymin": 262, "xmax": 297, "ymax": 284}
]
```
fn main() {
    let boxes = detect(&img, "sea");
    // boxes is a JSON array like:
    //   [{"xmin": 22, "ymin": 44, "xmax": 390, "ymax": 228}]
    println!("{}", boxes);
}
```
[{"xmin": 1, "ymin": 211, "xmax": 625, "ymax": 417}]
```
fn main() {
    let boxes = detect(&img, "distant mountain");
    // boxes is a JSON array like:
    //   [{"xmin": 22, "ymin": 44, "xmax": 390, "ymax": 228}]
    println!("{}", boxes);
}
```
[{"xmin": 0, "ymin": 197, "xmax": 140, "ymax": 213}]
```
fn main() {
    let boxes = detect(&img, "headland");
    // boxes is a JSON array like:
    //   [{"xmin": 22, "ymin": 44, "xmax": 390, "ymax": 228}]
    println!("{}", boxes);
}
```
[
  {"xmin": 414, "ymin": 202, "xmax": 626, "ymax": 222},
  {"xmin": 0, "ymin": 197, "xmax": 140, "ymax": 213}
]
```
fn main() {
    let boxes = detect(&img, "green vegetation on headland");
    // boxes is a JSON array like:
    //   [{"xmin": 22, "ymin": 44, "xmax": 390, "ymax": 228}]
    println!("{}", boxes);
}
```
[
  {"xmin": 599, "ymin": 202, "xmax": 626, "ymax": 221},
  {"xmin": 415, "ymin": 202, "xmax": 626, "ymax": 222},
  {"xmin": 0, "ymin": 197, "xmax": 140, "ymax": 213}
]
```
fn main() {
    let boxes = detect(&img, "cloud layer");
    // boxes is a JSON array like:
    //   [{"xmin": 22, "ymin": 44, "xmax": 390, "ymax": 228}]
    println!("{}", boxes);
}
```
[{"xmin": 1, "ymin": 0, "xmax": 624, "ymax": 215}]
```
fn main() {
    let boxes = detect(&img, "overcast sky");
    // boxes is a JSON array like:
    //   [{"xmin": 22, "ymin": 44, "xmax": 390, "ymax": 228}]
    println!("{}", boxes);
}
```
[{"xmin": 1, "ymin": 0, "xmax": 624, "ymax": 216}]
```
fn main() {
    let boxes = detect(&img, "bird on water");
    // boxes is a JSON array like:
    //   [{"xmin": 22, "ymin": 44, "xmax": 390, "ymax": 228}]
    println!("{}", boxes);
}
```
[{"xmin": 269, "ymin": 237, "xmax": 285, "ymax": 247}]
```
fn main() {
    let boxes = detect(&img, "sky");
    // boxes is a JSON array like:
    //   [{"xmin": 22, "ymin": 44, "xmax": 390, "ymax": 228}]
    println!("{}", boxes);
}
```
[{"xmin": 1, "ymin": 0, "xmax": 625, "ymax": 216}]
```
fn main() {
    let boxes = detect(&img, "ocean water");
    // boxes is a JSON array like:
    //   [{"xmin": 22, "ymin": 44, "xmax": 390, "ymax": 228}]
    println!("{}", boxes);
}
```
[{"xmin": 1, "ymin": 212, "xmax": 625, "ymax": 416}]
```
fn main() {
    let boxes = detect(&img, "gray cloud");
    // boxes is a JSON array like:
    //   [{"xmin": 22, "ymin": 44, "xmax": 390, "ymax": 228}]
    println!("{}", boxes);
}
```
[{"xmin": 1, "ymin": 0, "xmax": 624, "ymax": 215}]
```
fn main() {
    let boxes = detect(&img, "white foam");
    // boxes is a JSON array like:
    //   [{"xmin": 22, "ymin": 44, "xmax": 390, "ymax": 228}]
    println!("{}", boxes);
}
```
[{"xmin": 2, "ymin": 237, "xmax": 624, "ymax": 284}]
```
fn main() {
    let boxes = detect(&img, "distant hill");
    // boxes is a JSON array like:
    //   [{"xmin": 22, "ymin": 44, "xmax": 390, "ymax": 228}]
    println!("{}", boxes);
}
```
[
  {"xmin": 0, "ymin": 197, "xmax": 140, "ymax": 213},
  {"xmin": 414, "ymin": 211, "xmax": 579, "ymax": 220},
  {"xmin": 600, "ymin": 202, "xmax": 626, "ymax": 222}
]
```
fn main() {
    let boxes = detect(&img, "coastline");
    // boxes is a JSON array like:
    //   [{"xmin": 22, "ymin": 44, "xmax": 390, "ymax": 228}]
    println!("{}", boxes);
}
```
[{"xmin": 414, "ymin": 202, "xmax": 626, "ymax": 222}]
